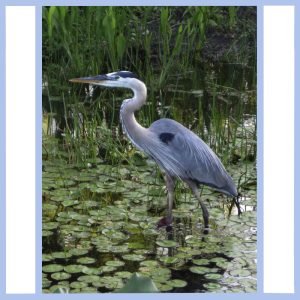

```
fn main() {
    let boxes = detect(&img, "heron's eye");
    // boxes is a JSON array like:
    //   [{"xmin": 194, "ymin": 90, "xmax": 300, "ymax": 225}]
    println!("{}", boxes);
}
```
[{"xmin": 111, "ymin": 75, "xmax": 120, "ymax": 80}]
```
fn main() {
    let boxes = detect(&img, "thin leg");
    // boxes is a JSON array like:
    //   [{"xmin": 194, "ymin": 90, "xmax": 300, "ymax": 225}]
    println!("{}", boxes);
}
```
[
  {"xmin": 234, "ymin": 193, "xmax": 242, "ymax": 215},
  {"xmin": 187, "ymin": 181, "xmax": 209, "ymax": 231},
  {"xmin": 166, "ymin": 174, "xmax": 175, "ymax": 220},
  {"xmin": 157, "ymin": 174, "xmax": 175, "ymax": 228},
  {"xmin": 228, "ymin": 197, "xmax": 242, "ymax": 217}
]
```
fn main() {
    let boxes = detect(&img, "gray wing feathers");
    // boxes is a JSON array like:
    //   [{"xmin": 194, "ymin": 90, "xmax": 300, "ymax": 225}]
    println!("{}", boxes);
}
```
[{"xmin": 146, "ymin": 119, "xmax": 237, "ymax": 196}]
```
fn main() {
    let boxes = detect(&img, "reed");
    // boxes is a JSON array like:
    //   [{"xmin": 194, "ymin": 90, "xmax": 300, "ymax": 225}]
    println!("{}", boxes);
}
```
[{"xmin": 42, "ymin": 6, "xmax": 257, "ymax": 166}]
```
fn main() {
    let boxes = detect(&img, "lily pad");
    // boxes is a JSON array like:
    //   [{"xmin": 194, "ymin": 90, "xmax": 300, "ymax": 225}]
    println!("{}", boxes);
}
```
[
  {"xmin": 70, "ymin": 281, "xmax": 88, "ymax": 289},
  {"xmin": 122, "ymin": 254, "xmax": 145, "ymax": 261},
  {"xmin": 189, "ymin": 266, "xmax": 211, "ymax": 275},
  {"xmin": 99, "ymin": 265, "xmax": 117, "ymax": 273},
  {"xmin": 93, "ymin": 276, "xmax": 124, "ymax": 289},
  {"xmin": 82, "ymin": 266, "xmax": 102, "ymax": 275},
  {"xmin": 158, "ymin": 284, "xmax": 173, "ymax": 292},
  {"xmin": 204, "ymin": 273, "xmax": 223, "ymax": 280},
  {"xmin": 72, "ymin": 231, "xmax": 90, "ymax": 239},
  {"xmin": 185, "ymin": 236, "xmax": 202, "ymax": 246},
  {"xmin": 192, "ymin": 258, "xmax": 210, "ymax": 266},
  {"xmin": 51, "ymin": 272, "xmax": 71, "ymax": 281},
  {"xmin": 76, "ymin": 257, "xmax": 96, "ymax": 264},
  {"xmin": 140, "ymin": 260, "xmax": 159, "ymax": 268},
  {"xmin": 105, "ymin": 260, "xmax": 125, "ymax": 267},
  {"xmin": 159, "ymin": 256, "xmax": 179, "ymax": 264},
  {"xmin": 229, "ymin": 269, "xmax": 251, "ymax": 277},
  {"xmin": 50, "ymin": 285, "xmax": 70, "ymax": 293},
  {"xmin": 128, "ymin": 242, "xmax": 145, "ymax": 249},
  {"xmin": 102, "ymin": 229, "xmax": 128, "ymax": 241},
  {"xmin": 43, "ymin": 222, "xmax": 59, "ymax": 230},
  {"xmin": 77, "ymin": 275, "xmax": 101, "ymax": 283},
  {"xmin": 42, "ymin": 230, "xmax": 53, "ymax": 237},
  {"xmin": 62, "ymin": 199, "xmax": 77, "ymax": 207},
  {"xmin": 42, "ymin": 254, "xmax": 53, "ymax": 262},
  {"xmin": 42, "ymin": 278, "xmax": 52, "ymax": 288},
  {"xmin": 68, "ymin": 248, "xmax": 89, "ymax": 256},
  {"xmin": 168, "ymin": 279, "xmax": 187, "ymax": 288},
  {"xmin": 80, "ymin": 287, "xmax": 98, "ymax": 293},
  {"xmin": 43, "ymin": 203, "xmax": 58, "ymax": 211},
  {"xmin": 42, "ymin": 264, "xmax": 64, "ymax": 273},
  {"xmin": 64, "ymin": 264, "xmax": 85, "ymax": 274},
  {"xmin": 51, "ymin": 252, "xmax": 72, "ymax": 259},
  {"xmin": 156, "ymin": 240, "xmax": 177, "ymax": 248},
  {"xmin": 203, "ymin": 282, "xmax": 222, "ymax": 290},
  {"xmin": 115, "ymin": 271, "xmax": 133, "ymax": 279}
]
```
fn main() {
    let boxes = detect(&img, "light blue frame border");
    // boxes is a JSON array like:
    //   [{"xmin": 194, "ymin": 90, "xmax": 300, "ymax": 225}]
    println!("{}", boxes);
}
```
[
  {"xmin": 295, "ymin": 2, "xmax": 299, "ymax": 297},
  {"xmin": 0, "ymin": 2, "xmax": 6, "ymax": 297},
  {"xmin": 1, "ymin": 0, "xmax": 298, "ymax": 298}
]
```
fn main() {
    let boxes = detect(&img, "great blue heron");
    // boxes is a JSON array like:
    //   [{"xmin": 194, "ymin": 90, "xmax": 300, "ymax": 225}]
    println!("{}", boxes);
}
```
[{"xmin": 70, "ymin": 71, "xmax": 239, "ymax": 232}]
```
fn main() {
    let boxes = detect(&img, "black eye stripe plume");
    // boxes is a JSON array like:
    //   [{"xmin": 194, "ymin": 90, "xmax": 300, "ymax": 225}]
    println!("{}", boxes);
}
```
[{"xmin": 114, "ymin": 71, "xmax": 139, "ymax": 79}]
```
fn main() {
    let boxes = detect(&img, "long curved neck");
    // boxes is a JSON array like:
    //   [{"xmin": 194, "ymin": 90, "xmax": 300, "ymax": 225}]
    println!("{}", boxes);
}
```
[{"xmin": 120, "ymin": 81, "xmax": 148, "ymax": 149}]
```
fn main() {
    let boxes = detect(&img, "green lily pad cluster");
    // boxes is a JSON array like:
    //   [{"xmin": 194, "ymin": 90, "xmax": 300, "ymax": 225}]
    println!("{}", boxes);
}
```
[{"xmin": 42, "ymin": 147, "xmax": 257, "ymax": 293}]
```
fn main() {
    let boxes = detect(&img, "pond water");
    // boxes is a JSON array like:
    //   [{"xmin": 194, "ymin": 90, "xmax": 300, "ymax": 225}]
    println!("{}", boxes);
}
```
[{"xmin": 42, "ymin": 62, "xmax": 257, "ymax": 293}]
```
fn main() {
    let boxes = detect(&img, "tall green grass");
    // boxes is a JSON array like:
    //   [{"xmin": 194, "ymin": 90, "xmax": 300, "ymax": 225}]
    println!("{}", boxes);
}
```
[{"xmin": 42, "ymin": 6, "xmax": 257, "ymax": 166}]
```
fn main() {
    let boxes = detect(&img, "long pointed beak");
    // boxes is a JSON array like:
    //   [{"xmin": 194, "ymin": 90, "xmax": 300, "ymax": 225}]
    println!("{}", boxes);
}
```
[{"xmin": 69, "ymin": 74, "xmax": 111, "ymax": 84}]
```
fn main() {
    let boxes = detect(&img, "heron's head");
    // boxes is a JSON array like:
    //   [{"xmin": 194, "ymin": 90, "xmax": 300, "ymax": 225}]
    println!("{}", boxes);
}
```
[{"xmin": 69, "ymin": 71, "xmax": 141, "ymax": 89}]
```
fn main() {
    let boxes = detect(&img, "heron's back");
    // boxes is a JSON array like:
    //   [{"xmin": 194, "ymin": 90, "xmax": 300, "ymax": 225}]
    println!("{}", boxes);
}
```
[{"xmin": 147, "ymin": 118, "xmax": 237, "ymax": 197}]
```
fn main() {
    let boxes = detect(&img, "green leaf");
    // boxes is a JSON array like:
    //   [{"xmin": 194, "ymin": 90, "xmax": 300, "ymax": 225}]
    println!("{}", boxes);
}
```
[
  {"xmin": 204, "ymin": 273, "xmax": 223, "ymax": 280},
  {"xmin": 189, "ymin": 266, "xmax": 211, "ymax": 275},
  {"xmin": 51, "ymin": 272, "xmax": 71, "ymax": 281},
  {"xmin": 160, "ymin": 256, "xmax": 179, "ymax": 264},
  {"xmin": 42, "ymin": 264, "xmax": 64, "ymax": 273},
  {"xmin": 229, "ymin": 269, "xmax": 251, "ymax": 277},
  {"xmin": 116, "ymin": 33, "xmax": 126, "ymax": 61},
  {"xmin": 105, "ymin": 260, "xmax": 125, "ymax": 267},
  {"xmin": 156, "ymin": 240, "xmax": 177, "ymax": 248},
  {"xmin": 47, "ymin": 6, "xmax": 57, "ymax": 38},
  {"xmin": 192, "ymin": 258, "xmax": 210, "ymax": 266},
  {"xmin": 122, "ymin": 254, "xmax": 145, "ymax": 261},
  {"xmin": 168, "ymin": 279, "xmax": 187, "ymax": 288},
  {"xmin": 77, "ymin": 257, "xmax": 96, "ymax": 264},
  {"xmin": 53, "ymin": 287, "xmax": 69, "ymax": 293}
]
